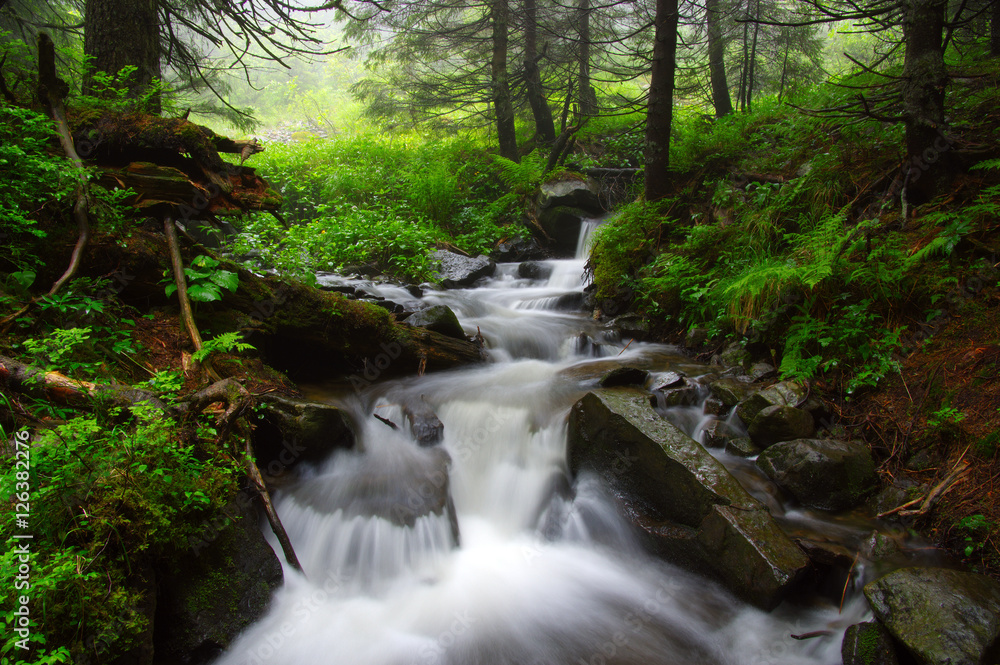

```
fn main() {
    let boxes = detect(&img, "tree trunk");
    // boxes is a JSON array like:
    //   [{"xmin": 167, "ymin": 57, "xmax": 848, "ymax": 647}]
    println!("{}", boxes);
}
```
[
  {"xmin": 778, "ymin": 37, "xmax": 790, "ymax": 101},
  {"xmin": 643, "ymin": 0, "xmax": 679, "ymax": 202},
  {"xmin": 992, "ymin": 0, "xmax": 1000, "ymax": 56},
  {"xmin": 83, "ymin": 0, "xmax": 161, "ymax": 111},
  {"xmin": 578, "ymin": 0, "xmax": 598, "ymax": 115},
  {"xmin": 901, "ymin": 0, "xmax": 949, "ymax": 204},
  {"xmin": 491, "ymin": 0, "xmax": 520, "ymax": 163},
  {"xmin": 738, "ymin": 13, "xmax": 749, "ymax": 112},
  {"xmin": 524, "ymin": 0, "xmax": 556, "ymax": 144},
  {"xmin": 706, "ymin": 0, "xmax": 733, "ymax": 117},
  {"xmin": 746, "ymin": 0, "xmax": 760, "ymax": 112}
]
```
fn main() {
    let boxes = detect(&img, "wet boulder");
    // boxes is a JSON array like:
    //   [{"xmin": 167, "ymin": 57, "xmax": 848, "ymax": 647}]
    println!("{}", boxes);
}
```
[
  {"xmin": 841, "ymin": 622, "xmax": 900, "ymax": 665},
  {"xmin": 430, "ymin": 250, "xmax": 496, "ymax": 288},
  {"xmin": 538, "ymin": 176, "xmax": 603, "ymax": 213},
  {"xmin": 864, "ymin": 567, "xmax": 1000, "ymax": 665},
  {"xmin": 702, "ymin": 420, "xmax": 741, "ymax": 448},
  {"xmin": 517, "ymin": 260, "xmax": 553, "ymax": 280},
  {"xmin": 404, "ymin": 304, "xmax": 466, "ymax": 340},
  {"xmin": 756, "ymin": 439, "xmax": 877, "ymax": 511},
  {"xmin": 155, "ymin": 497, "xmax": 283, "ymax": 664},
  {"xmin": 599, "ymin": 366, "xmax": 650, "ymax": 388},
  {"xmin": 725, "ymin": 437, "xmax": 761, "ymax": 458},
  {"xmin": 254, "ymin": 394, "xmax": 355, "ymax": 476},
  {"xmin": 492, "ymin": 237, "xmax": 546, "ymax": 262},
  {"xmin": 403, "ymin": 400, "xmax": 445, "ymax": 447},
  {"xmin": 568, "ymin": 388, "xmax": 809, "ymax": 609},
  {"xmin": 747, "ymin": 404, "xmax": 815, "ymax": 447},
  {"xmin": 708, "ymin": 377, "xmax": 755, "ymax": 408},
  {"xmin": 735, "ymin": 380, "xmax": 809, "ymax": 425},
  {"xmin": 717, "ymin": 343, "xmax": 751, "ymax": 371}
]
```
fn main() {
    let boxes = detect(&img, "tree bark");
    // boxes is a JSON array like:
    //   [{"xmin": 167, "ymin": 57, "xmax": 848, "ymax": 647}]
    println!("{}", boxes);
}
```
[
  {"xmin": 746, "ymin": 0, "xmax": 760, "ymax": 112},
  {"xmin": 491, "ymin": 0, "xmax": 519, "ymax": 162},
  {"xmin": 83, "ymin": 0, "xmax": 161, "ymax": 111},
  {"xmin": 643, "ymin": 0, "xmax": 679, "ymax": 202},
  {"xmin": 706, "ymin": 0, "xmax": 733, "ymax": 117},
  {"xmin": 524, "ymin": 0, "xmax": 556, "ymax": 144},
  {"xmin": 992, "ymin": 0, "xmax": 1000, "ymax": 56},
  {"xmin": 578, "ymin": 0, "xmax": 598, "ymax": 115},
  {"xmin": 901, "ymin": 0, "xmax": 949, "ymax": 204},
  {"xmin": 737, "ymin": 12, "xmax": 749, "ymax": 112}
]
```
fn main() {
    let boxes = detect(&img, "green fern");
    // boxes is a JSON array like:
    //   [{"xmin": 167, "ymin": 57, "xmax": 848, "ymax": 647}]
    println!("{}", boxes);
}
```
[
  {"xmin": 492, "ymin": 152, "xmax": 546, "ymax": 194},
  {"xmin": 191, "ymin": 332, "xmax": 254, "ymax": 364}
]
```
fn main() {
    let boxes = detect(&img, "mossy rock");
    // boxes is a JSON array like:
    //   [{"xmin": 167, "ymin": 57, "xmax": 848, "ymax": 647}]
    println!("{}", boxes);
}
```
[
  {"xmin": 154, "ymin": 496, "xmax": 282, "ymax": 664},
  {"xmin": 864, "ymin": 567, "xmax": 1000, "ymax": 665},
  {"xmin": 756, "ymin": 438, "xmax": 877, "ymax": 511},
  {"xmin": 841, "ymin": 621, "xmax": 899, "ymax": 665}
]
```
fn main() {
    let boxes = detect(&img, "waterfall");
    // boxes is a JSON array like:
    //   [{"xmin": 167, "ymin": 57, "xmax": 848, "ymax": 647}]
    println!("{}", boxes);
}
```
[{"xmin": 214, "ymin": 221, "xmax": 866, "ymax": 665}]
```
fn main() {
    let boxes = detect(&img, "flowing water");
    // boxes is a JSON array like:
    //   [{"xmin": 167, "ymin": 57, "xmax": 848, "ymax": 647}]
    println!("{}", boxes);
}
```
[{"xmin": 215, "ymin": 219, "xmax": 873, "ymax": 665}]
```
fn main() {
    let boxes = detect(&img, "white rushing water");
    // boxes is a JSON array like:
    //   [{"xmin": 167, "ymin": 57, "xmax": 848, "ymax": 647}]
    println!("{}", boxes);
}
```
[{"xmin": 215, "ymin": 218, "xmax": 868, "ymax": 665}]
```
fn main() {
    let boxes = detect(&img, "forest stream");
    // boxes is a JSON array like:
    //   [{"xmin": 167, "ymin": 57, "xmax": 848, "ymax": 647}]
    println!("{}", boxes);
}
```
[{"xmin": 210, "ymin": 220, "xmax": 896, "ymax": 665}]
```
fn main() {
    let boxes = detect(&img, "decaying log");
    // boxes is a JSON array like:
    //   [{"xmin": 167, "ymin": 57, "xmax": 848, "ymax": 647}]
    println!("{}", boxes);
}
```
[{"xmin": 0, "ymin": 353, "xmax": 168, "ymax": 411}]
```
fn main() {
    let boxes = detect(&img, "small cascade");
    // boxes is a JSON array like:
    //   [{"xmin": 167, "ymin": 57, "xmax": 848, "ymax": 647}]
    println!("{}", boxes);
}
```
[{"xmin": 215, "ymin": 218, "xmax": 870, "ymax": 665}]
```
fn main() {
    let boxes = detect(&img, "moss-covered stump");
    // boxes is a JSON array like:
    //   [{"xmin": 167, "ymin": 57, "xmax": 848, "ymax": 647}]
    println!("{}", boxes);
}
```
[
  {"xmin": 154, "ymin": 495, "xmax": 282, "ymax": 664},
  {"xmin": 567, "ymin": 388, "xmax": 810, "ymax": 609},
  {"xmin": 864, "ymin": 567, "xmax": 1000, "ymax": 665}
]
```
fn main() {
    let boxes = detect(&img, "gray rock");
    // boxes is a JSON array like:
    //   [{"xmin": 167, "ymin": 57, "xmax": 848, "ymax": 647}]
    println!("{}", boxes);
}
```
[
  {"xmin": 517, "ymin": 260, "xmax": 553, "ymax": 280},
  {"xmin": 725, "ymin": 437, "xmax": 761, "ymax": 458},
  {"xmin": 841, "ymin": 622, "xmax": 900, "ymax": 665},
  {"xmin": 568, "ymin": 389, "xmax": 809, "ymax": 609},
  {"xmin": 430, "ymin": 250, "xmax": 496, "ymax": 288},
  {"xmin": 747, "ymin": 404, "xmax": 816, "ymax": 447},
  {"xmin": 702, "ymin": 420, "xmax": 740, "ymax": 448},
  {"xmin": 538, "ymin": 177, "xmax": 603, "ymax": 213},
  {"xmin": 403, "ymin": 400, "xmax": 445, "ymax": 447},
  {"xmin": 404, "ymin": 304, "xmax": 466, "ymax": 340},
  {"xmin": 685, "ymin": 328, "xmax": 709, "ymax": 349},
  {"xmin": 256, "ymin": 395, "xmax": 355, "ymax": 474},
  {"xmin": 610, "ymin": 313, "xmax": 650, "ymax": 339},
  {"xmin": 156, "ymin": 498, "xmax": 283, "ymax": 664},
  {"xmin": 492, "ymin": 237, "xmax": 546, "ymax": 262},
  {"xmin": 864, "ymin": 567, "xmax": 1000, "ymax": 665},
  {"xmin": 718, "ymin": 342, "xmax": 751, "ymax": 370},
  {"xmin": 735, "ymin": 380, "xmax": 809, "ymax": 425},
  {"xmin": 702, "ymin": 397, "xmax": 727, "ymax": 416},
  {"xmin": 709, "ymin": 377, "xmax": 756, "ymax": 408},
  {"xmin": 862, "ymin": 530, "xmax": 902, "ymax": 561},
  {"xmin": 749, "ymin": 361, "xmax": 777, "ymax": 381},
  {"xmin": 654, "ymin": 371, "xmax": 686, "ymax": 391},
  {"xmin": 756, "ymin": 439, "xmax": 878, "ymax": 511},
  {"xmin": 653, "ymin": 383, "xmax": 702, "ymax": 407},
  {"xmin": 599, "ymin": 366, "xmax": 650, "ymax": 388}
]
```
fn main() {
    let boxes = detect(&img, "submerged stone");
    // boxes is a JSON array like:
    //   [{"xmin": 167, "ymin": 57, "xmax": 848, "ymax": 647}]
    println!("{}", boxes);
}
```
[{"xmin": 404, "ymin": 304, "xmax": 466, "ymax": 340}]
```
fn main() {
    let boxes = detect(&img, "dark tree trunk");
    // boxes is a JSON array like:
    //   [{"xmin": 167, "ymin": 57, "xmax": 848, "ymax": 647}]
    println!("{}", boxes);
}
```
[
  {"xmin": 524, "ymin": 0, "xmax": 556, "ymax": 144},
  {"xmin": 83, "ymin": 0, "xmax": 160, "ymax": 111},
  {"xmin": 992, "ymin": 0, "xmax": 1000, "ymax": 56},
  {"xmin": 737, "ymin": 13, "xmax": 749, "ymax": 112},
  {"xmin": 643, "ymin": 0, "xmax": 679, "ymax": 202},
  {"xmin": 578, "ymin": 0, "xmax": 598, "ymax": 115},
  {"xmin": 706, "ymin": 0, "xmax": 733, "ymax": 117},
  {"xmin": 746, "ymin": 0, "xmax": 760, "ymax": 112},
  {"xmin": 778, "ymin": 37, "xmax": 790, "ymax": 101},
  {"xmin": 902, "ymin": 0, "xmax": 949, "ymax": 204},
  {"xmin": 491, "ymin": 0, "xmax": 520, "ymax": 162}
]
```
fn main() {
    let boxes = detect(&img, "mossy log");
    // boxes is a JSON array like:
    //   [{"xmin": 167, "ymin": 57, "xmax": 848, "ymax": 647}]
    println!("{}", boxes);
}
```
[{"xmin": 67, "ymin": 110, "xmax": 280, "ymax": 217}]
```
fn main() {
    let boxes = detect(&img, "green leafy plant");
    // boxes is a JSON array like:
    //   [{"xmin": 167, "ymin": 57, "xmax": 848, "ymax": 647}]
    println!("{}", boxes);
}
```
[
  {"xmin": 164, "ymin": 255, "xmax": 239, "ymax": 303},
  {"xmin": 927, "ymin": 406, "xmax": 966, "ymax": 428},
  {"xmin": 191, "ymin": 331, "xmax": 255, "ymax": 363},
  {"xmin": 956, "ymin": 514, "xmax": 994, "ymax": 557}
]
